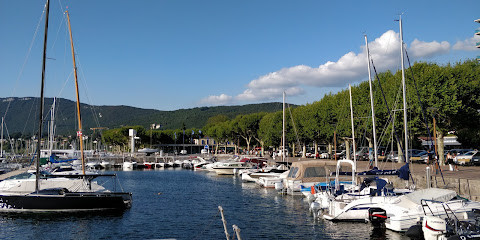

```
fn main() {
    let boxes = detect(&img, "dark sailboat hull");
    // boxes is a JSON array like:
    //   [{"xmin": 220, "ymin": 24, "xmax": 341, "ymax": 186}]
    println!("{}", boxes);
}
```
[{"xmin": 0, "ymin": 191, "xmax": 132, "ymax": 212}]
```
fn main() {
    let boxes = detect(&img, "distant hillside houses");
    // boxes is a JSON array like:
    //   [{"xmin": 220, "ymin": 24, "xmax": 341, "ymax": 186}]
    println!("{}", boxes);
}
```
[
  {"xmin": 194, "ymin": 137, "xmax": 217, "ymax": 147},
  {"xmin": 419, "ymin": 136, "xmax": 461, "ymax": 148}
]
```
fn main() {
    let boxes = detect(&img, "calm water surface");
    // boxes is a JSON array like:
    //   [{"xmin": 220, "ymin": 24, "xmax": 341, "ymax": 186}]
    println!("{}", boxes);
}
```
[{"xmin": 0, "ymin": 169, "xmax": 409, "ymax": 239}]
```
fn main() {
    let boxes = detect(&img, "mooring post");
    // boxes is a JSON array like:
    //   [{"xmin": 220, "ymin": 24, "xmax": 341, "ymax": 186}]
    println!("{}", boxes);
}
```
[
  {"xmin": 426, "ymin": 166, "xmax": 431, "ymax": 188},
  {"xmin": 218, "ymin": 206, "xmax": 230, "ymax": 240},
  {"xmin": 233, "ymin": 225, "xmax": 242, "ymax": 240}
]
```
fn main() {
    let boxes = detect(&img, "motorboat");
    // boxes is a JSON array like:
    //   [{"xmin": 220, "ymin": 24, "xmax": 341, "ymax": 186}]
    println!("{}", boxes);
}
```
[
  {"xmin": 212, "ymin": 162, "xmax": 252, "ymax": 175},
  {"xmin": 47, "ymin": 164, "xmax": 97, "ymax": 176},
  {"xmin": 258, "ymin": 170, "xmax": 290, "ymax": 188},
  {"xmin": 86, "ymin": 161, "xmax": 101, "ymax": 170},
  {"xmin": 378, "ymin": 188, "xmax": 480, "ymax": 232},
  {"xmin": 313, "ymin": 160, "xmax": 412, "ymax": 221},
  {"xmin": 122, "ymin": 161, "xmax": 137, "ymax": 170},
  {"xmin": 282, "ymin": 160, "xmax": 338, "ymax": 195},
  {"xmin": 405, "ymin": 205, "xmax": 480, "ymax": 240},
  {"xmin": 100, "ymin": 160, "xmax": 112, "ymax": 169},
  {"xmin": 240, "ymin": 165, "xmax": 287, "ymax": 183}
]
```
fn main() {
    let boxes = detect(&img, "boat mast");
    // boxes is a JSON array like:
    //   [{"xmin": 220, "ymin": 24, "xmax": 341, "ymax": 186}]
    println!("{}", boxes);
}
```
[
  {"xmin": 282, "ymin": 91, "xmax": 286, "ymax": 162},
  {"xmin": 399, "ymin": 16, "xmax": 409, "ymax": 164},
  {"xmin": 48, "ymin": 97, "xmax": 56, "ymax": 157},
  {"xmin": 1, "ymin": 117, "xmax": 3, "ymax": 158},
  {"xmin": 66, "ymin": 11, "xmax": 86, "ymax": 174},
  {"xmin": 365, "ymin": 35, "xmax": 378, "ymax": 167},
  {"xmin": 349, "ymin": 84, "xmax": 356, "ymax": 162},
  {"xmin": 36, "ymin": 0, "xmax": 50, "ymax": 193}
]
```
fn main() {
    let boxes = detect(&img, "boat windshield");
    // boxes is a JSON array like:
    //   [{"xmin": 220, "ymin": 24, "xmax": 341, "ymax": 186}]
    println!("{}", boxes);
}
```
[
  {"xmin": 287, "ymin": 167, "xmax": 299, "ymax": 178},
  {"xmin": 304, "ymin": 167, "xmax": 326, "ymax": 178},
  {"xmin": 4, "ymin": 171, "xmax": 51, "ymax": 180},
  {"xmin": 4, "ymin": 172, "xmax": 36, "ymax": 180}
]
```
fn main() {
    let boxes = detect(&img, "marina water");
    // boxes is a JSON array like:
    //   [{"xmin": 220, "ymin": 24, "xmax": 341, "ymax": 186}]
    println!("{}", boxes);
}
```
[{"xmin": 0, "ymin": 169, "xmax": 409, "ymax": 239}]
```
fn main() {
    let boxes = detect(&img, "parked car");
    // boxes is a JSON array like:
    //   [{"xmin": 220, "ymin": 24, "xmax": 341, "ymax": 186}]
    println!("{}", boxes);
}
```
[
  {"xmin": 410, "ymin": 150, "xmax": 427, "ymax": 163},
  {"xmin": 471, "ymin": 152, "xmax": 480, "ymax": 166},
  {"xmin": 355, "ymin": 147, "xmax": 370, "ymax": 161},
  {"xmin": 305, "ymin": 151, "xmax": 315, "ymax": 158},
  {"xmin": 320, "ymin": 152, "xmax": 330, "ymax": 159},
  {"xmin": 334, "ymin": 150, "xmax": 346, "ymax": 159},
  {"xmin": 385, "ymin": 151, "xmax": 398, "ymax": 162},
  {"xmin": 454, "ymin": 150, "xmax": 478, "ymax": 165}
]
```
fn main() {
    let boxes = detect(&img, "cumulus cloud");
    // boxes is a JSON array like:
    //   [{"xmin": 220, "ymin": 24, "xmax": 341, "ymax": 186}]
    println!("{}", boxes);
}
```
[
  {"xmin": 409, "ymin": 39, "xmax": 450, "ymax": 58},
  {"xmin": 200, "ymin": 94, "xmax": 233, "ymax": 106},
  {"xmin": 237, "ymin": 30, "xmax": 402, "ymax": 102},
  {"xmin": 453, "ymin": 35, "xmax": 480, "ymax": 51},
  {"xmin": 200, "ymin": 30, "xmax": 474, "ymax": 106},
  {"xmin": 236, "ymin": 87, "xmax": 305, "ymax": 101}
]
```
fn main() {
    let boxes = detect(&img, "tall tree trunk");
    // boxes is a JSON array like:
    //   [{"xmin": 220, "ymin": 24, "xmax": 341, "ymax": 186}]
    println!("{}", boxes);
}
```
[
  {"xmin": 314, "ymin": 141, "xmax": 318, "ymax": 159},
  {"xmin": 437, "ymin": 131, "xmax": 445, "ymax": 166},
  {"xmin": 345, "ymin": 138, "xmax": 350, "ymax": 160},
  {"xmin": 397, "ymin": 141, "xmax": 404, "ymax": 163},
  {"xmin": 366, "ymin": 136, "xmax": 373, "ymax": 148},
  {"xmin": 302, "ymin": 144, "xmax": 306, "ymax": 158},
  {"xmin": 261, "ymin": 142, "xmax": 264, "ymax": 157}
]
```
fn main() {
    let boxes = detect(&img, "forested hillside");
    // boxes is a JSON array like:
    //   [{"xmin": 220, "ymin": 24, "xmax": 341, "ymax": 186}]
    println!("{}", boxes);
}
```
[{"xmin": 0, "ymin": 97, "xmax": 285, "ymax": 137}]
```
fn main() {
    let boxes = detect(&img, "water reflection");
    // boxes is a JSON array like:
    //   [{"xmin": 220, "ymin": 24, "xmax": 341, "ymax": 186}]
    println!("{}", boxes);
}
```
[{"xmin": 1, "ymin": 169, "xmax": 410, "ymax": 239}]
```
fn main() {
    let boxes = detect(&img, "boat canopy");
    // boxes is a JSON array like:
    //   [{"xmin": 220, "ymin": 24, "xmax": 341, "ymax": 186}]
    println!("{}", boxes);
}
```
[
  {"xmin": 392, "ymin": 188, "xmax": 457, "ymax": 209},
  {"xmin": 405, "ymin": 188, "xmax": 457, "ymax": 204},
  {"xmin": 286, "ymin": 160, "xmax": 340, "ymax": 183}
]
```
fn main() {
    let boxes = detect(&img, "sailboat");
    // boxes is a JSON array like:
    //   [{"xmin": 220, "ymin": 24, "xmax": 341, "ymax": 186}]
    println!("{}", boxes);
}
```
[
  {"xmin": 0, "ymin": 1, "xmax": 132, "ymax": 212},
  {"xmin": 313, "ymin": 27, "xmax": 414, "ymax": 221}
]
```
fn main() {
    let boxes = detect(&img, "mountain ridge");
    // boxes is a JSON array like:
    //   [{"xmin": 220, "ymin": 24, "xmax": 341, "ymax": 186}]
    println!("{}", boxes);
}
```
[{"xmin": 0, "ymin": 97, "xmax": 288, "ymax": 137}]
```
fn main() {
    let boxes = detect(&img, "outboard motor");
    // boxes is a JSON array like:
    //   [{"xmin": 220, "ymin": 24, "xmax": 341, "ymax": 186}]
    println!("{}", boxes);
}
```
[
  {"xmin": 422, "ymin": 216, "xmax": 446, "ymax": 240},
  {"xmin": 368, "ymin": 207, "xmax": 387, "ymax": 228}
]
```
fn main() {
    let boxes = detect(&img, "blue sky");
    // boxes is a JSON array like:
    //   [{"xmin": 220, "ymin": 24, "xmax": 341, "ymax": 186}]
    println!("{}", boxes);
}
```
[{"xmin": 0, "ymin": 0, "xmax": 479, "ymax": 111}]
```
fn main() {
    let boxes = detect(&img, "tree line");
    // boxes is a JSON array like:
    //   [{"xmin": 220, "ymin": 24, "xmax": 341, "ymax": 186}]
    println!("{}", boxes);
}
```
[{"xmin": 102, "ymin": 60, "xmax": 480, "ymax": 163}]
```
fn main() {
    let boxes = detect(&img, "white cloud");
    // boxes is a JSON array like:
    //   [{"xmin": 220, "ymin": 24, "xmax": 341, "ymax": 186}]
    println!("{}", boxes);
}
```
[
  {"xmin": 409, "ymin": 39, "xmax": 450, "ymax": 58},
  {"xmin": 237, "ymin": 30, "xmax": 402, "ymax": 101},
  {"xmin": 200, "ymin": 94, "xmax": 233, "ymax": 106},
  {"xmin": 200, "ymin": 30, "xmax": 473, "ymax": 106},
  {"xmin": 453, "ymin": 35, "xmax": 480, "ymax": 51},
  {"xmin": 236, "ymin": 87, "xmax": 305, "ymax": 101}
]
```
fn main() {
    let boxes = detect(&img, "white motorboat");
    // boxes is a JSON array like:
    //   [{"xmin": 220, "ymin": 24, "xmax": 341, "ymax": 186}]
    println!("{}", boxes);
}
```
[
  {"xmin": 282, "ymin": 160, "xmax": 338, "ymax": 195},
  {"xmin": 123, "ymin": 161, "xmax": 137, "ymax": 170},
  {"xmin": 47, "ymin": 164, "xmax": 97, "ymax": 176},
  {"xmin": 173, "ymin": 160, "xmax": 182, "ymax": 168},
  {"xmin": 379, "ymin": 188, "xmax": 480, "ymax": 232},
  {"xmin": 86, "ymin": 161, "xmax": 101, "ymax": 170},
  {"xmin": 258, "ymin": 170, "xmax": 289, "ymax": 188},
  {"xmin": 212, "ymin": 162, "xmax": 252, "ymax": 175},
  {"xmin": 100, "ymin": 160, "xmax": 112, "ymax": 169}
]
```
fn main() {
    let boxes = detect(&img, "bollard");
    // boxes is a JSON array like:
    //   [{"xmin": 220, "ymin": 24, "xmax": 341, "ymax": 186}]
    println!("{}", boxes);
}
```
[{"xmin": 426, "ymin": 166, "xmax": 431, "ymax": 188}]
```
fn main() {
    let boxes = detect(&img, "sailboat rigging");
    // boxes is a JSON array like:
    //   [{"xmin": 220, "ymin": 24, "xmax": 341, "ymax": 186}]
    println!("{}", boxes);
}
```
[
  {"xmin": 66, "ymin": 10, "xmax": 86, "ymax": 175},
  {"xmin": 0, "ymin": 1, "xmax": 132, "ymax": 212}
]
